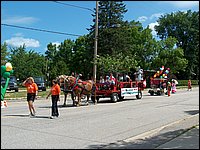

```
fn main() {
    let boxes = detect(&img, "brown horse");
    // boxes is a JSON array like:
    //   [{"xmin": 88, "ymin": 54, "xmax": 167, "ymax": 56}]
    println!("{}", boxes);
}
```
[
  {"xmin": 56, "ymin": 75, "xmax": 72, "ymax": 106},
  {"xmin": 57, "ymin": 75, "xmax": 94, "ymax": 106}
]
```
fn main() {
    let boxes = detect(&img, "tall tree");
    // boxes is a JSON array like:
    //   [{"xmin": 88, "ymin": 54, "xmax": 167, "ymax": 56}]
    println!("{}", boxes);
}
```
[
  {"xmin": 155, "ymin": 10, "xmax": 199, "ymax": 79},
  {"xmin": 88, "ymin": 1, "xmax": 128, "ymax": 56}
]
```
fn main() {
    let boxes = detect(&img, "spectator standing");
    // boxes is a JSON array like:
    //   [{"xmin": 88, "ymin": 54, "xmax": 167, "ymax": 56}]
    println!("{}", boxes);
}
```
[
  {"xmin": 46, "ymin": 79, "xmax": 61, "ymax": 119},
  {"xmin": 22, "ymin": 77, "xmax": 38, "ymax": 117}
]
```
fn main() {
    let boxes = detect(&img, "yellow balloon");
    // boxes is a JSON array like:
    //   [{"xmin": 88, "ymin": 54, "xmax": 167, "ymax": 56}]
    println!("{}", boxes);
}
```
[{"xmin": 5, "ymin": 62, "xmax": 12, "ymax": 71}]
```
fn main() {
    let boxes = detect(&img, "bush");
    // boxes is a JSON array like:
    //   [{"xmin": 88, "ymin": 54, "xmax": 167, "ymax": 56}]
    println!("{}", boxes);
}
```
[{"xmin": 177, "ymin": 80, "xmax": 199, "ymax": 86}]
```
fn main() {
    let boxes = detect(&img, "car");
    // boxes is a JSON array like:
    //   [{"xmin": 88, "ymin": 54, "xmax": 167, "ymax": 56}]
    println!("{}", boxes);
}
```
[
  {"xmin": 33, "ymin": 76, "xmax": 46, "ymax": 91},
  {"xmin": 1, "ymin": 76, "xmax": 19, "ymax": 92}
]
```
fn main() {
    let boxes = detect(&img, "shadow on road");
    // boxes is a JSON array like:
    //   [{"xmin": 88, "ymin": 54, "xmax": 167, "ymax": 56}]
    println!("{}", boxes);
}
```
[
  {"xmin": 87, "ymin": 127, "xmax": 197, "ymax": 149},
  {"xmin": 184, "ymin": 110, "xmax": 199, "ymax": 115},
  {"xmin": 3, "ymin": 114, "xmax": 29, "ymax": 117},
  {"xmin": 3, "ymin": 114, "xmax": 51, "ymax": 119}
]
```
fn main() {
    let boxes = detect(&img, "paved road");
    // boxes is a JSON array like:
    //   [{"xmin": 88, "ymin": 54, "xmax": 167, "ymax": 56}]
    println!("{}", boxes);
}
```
[{"xmin": 1, "ymin": 87, "xmax": 199, "ymax": 149}]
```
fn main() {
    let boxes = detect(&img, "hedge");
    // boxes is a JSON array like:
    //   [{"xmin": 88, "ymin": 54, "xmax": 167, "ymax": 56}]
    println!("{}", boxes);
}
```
[{"xmin": 177, "ymin": 80, "xmax": 199, "ymax": 86}]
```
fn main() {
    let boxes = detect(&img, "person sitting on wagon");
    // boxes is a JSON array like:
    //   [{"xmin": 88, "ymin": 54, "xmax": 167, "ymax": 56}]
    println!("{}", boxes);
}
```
[
  {"xmin": 99, "ymin": 76, "xmax": 105, "ymax": 83},
  {"xmin": 110, "ymin": 73, "xmax": 116, "ymax": 85},
  {"xmin": 109, "ymin": 73, "xmax": 116, "ymax": 90}
]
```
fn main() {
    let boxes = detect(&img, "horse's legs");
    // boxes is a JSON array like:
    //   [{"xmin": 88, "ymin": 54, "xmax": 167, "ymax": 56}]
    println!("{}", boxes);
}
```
[
  {"xmin": 71, "ymin": 91, "xmax": 76, "ymax": 106},
  {"xmin": 77, "ymin": 93, "xmax": 81, "ymax": 107},
  {"xmin": 63, "ymin": 93, "xmax": 67, "ymax": 106},
  {"xmin": 86, "ymin": 95, "xmax": 89, "ymax": 105}
]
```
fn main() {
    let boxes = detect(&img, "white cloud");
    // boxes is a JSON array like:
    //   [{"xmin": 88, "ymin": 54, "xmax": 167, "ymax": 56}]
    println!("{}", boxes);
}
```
[
  {"xmin": 148, "ymin": 22, "xmax": 159, "ymax": 36},
  {"xmin": 136, "ymin": 16, "xmax": 148, "ymax": 22},
  {"xmin": 163, "ymin": 1, "xmax": 199, "ymax": 8},
  {"xmin": 2, "ymin": 16, "xmax": 39, "ymax": 25},
  {"xmin": 150, "ymin": 13, "xmax": 164, "ymax": 20},
  {"xmin": 5, "ymin": 37, "xmax": 40, "ymax": 48}
]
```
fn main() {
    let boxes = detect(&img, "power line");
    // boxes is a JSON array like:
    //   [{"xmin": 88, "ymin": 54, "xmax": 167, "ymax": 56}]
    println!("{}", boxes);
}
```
[
  {"xmin": 53, "ymin": 1, "xmax": 95, "ymax": 13},
  {"xmin": 1, "ymin": 23, "xmax": 82, "ymax": 37}
]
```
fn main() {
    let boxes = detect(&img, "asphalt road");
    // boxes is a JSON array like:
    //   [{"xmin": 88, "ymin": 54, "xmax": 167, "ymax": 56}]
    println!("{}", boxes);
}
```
[{"xmin": 1, "ymin": 87, "xmax": 199, "ymax": 149}]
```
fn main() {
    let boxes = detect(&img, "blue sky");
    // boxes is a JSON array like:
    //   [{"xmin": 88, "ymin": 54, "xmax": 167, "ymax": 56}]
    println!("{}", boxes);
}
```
[{"xmin": 1, "ymin": 1, "xmax": 199, "ymax": 54}]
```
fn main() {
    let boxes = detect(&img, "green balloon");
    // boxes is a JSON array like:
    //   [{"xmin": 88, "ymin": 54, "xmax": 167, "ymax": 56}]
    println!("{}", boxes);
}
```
[
  {"xmin": 3, "ymin": 72, "xmax": 10, "ymax": 78},
  {"xmin": 1, "ymin": 66, "xmax": 6, "ymax": 76},
  {"xmin": 10, "ymin": 70, "xmax": 14, "ymax": 74}
]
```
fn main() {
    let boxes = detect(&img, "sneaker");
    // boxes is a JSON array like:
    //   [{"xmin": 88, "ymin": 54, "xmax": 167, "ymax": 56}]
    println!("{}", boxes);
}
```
[
  {"xmin": 29, "ymin": 113, "xmax": 34, "ymax": 117},
  {"xmin": 31, "ymin": 112, "xmax": 35, "ymax": 116},
  {"xmin": 50, "ymin": 116, "xmax": 54, "ymax": 119}
]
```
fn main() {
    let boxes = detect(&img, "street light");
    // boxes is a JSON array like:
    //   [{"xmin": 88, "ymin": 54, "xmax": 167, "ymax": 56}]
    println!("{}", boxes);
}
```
[{"xmin": 93, "ymin": 1, "xmax": 98, "ymax": 103}]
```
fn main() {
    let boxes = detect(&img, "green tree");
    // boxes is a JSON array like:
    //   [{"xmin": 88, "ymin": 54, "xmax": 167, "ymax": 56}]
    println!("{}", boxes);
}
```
[
  {"xmin": 1, "ymin": 42, "xmax": 10, "ymax": 65},
  {"xmin": 57, "ymin": 39, "xmax": 74, "ymax": 74},
  {"xmin": 72, "ymin": 35, "xmax": 93, "ymax": 79},
  {"xmin": 88, "ymin": 1, "xmax": 128, "ymax": 56},
  {"xmin": 155, "ymin": 10, "xmax": 199, "ymax": 79},
  {"xmin": 151, "ymin": 37, "xmax": 188, "ymax": 74},
  {"xmin": 9, "ymin": 45, "xmax": 46, "ymax": 80},
  {"xmin": 127, "ymin": 21, "xmax": 160, "ymax": 70},
  {"xmin": 96, "ymin": 53, "xmax": 138, "ymax": 75}
]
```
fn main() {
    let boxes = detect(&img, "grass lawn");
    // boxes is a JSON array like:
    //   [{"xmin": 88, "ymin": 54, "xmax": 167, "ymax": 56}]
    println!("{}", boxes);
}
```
[{"xmin": 4, "ymin": 88, "xmax": 65, "ymax": 100}]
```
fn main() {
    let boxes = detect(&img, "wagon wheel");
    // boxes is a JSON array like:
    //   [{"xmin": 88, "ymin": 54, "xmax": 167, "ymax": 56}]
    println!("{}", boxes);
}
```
[
  {"xmin": 150, "ymin": 91, "xmax": 154, "ymax": 96},
  {"xmin": 136, "ymin": 91, "xmax": 142, "ymax": 99},
  {"xmin": 111, "ymin": 93, "xmax": 119, "ymax": 103},
  {"xmin": 118, "ymin": 94, "xmax": 124, "ymax": 101}
]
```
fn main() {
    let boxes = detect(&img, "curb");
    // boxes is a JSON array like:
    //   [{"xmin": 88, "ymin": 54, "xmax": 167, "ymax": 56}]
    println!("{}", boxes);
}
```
[
  {"xmin": 102, "ymin": 114, "xmax": 199, "ymax": 149},
  {"xmin": 124, "ymin": 114, "xmax": 199, "ymax": 143}
]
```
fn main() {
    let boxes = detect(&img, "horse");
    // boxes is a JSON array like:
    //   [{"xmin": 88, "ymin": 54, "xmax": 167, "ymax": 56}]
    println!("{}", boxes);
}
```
[
  {"xmin": 56, "ymin": 75, "xmax": 72, "ymax": 106},
  {"xmin": 57, "ymin": 75, "xmax": 94, "ymax": 106}
]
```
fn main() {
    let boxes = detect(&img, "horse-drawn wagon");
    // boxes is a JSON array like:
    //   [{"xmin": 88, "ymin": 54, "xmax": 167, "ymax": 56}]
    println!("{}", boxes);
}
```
[{"xmin": 91, "ymin": 79, "xmax": 145, "ymax": 103}]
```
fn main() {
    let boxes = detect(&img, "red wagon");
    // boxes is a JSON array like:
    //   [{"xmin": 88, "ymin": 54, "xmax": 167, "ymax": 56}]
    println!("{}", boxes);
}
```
[{"xmin": 91, "ymin": 80, "xmax": 145, "ymax": 103}]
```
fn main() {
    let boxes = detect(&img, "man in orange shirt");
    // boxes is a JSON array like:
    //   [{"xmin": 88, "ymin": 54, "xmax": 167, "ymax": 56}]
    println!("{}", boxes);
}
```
[
  {"xmin": 22, "ymin": 77, "xmax": 38, "ymax": 117},
  {"xmin": 46, "ymin": 79, "xmax": 61, "ymax": 119}
]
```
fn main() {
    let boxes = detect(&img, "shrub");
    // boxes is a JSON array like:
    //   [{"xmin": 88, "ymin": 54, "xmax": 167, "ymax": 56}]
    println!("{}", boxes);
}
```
[{"xmin": 177, "ymin": 80, "xmax": 199, "ymax": 86}]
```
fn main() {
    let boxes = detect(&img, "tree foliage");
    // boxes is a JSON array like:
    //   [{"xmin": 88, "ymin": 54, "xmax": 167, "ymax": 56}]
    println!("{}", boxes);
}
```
[
  {"xmin": 151, "ymin": 37, "xmax": 188, "ymax": 74},
  {"xmin": 1, "ymin": 5, "xmax": 198, "ymax": 82},
  {"xmin": 9, "ymin": 45, "xmax": 46, "ymax": 81},
  {"xmin": 1, "ymin": 42, "xmax": 9, "ymax": 65},
  {"xmin": 155, "ymin": 10, "xmax": 199, "ymax": 79}
]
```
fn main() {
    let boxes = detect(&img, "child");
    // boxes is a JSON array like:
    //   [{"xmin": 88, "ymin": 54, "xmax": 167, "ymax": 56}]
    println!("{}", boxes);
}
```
[{"xmin": 171, "ymin": 80, "xmax": 176, "ymax": 93}]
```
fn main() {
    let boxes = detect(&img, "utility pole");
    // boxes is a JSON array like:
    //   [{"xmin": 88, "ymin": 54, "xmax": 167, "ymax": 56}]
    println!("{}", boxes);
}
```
[{"xmin": 93, "ymin": 1, "xmax": 98, "ymax": 103}]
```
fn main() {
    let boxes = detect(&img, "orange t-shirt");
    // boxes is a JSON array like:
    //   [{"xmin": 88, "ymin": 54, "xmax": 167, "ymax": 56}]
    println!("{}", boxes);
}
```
[
  {"xmin": 51, "ymin": 84, "xmax": 61, "ymax": 95},
  {"xmin": 25, "ymin": 83, "xmax": 38, "ymax": 93}
]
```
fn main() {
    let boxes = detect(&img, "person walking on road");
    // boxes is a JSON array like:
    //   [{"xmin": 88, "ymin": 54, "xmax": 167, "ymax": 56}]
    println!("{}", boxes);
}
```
[
  {"xmin": 22, "ymin": 77, "xmax": 38, "ymax": 117},
  {"xmin": 46, "ymin": 79, "xmax": 61, "ymax": 119},
  {"xmin": 171, "ymin": 80, "xmax": 177, "ymax": 94},
  {"xmin": 188, "ymin": 79, "xmax": 192, "ymax": 91},
  {"xmin": 167, "ymin": 81, "xmax": 171, "ymax": 96}
]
